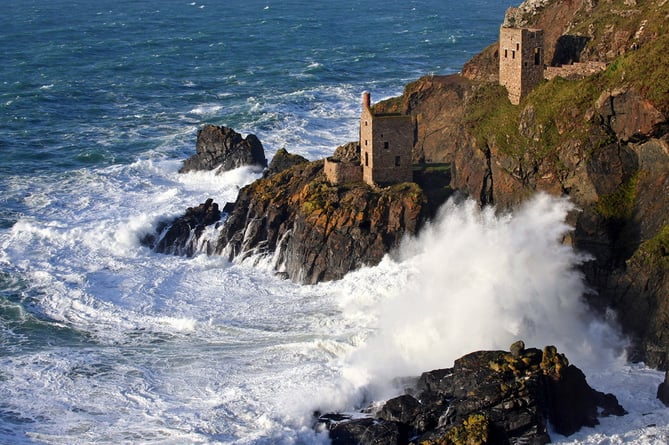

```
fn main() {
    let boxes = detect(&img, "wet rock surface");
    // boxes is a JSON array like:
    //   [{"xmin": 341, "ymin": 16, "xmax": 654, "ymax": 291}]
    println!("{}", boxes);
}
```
[
  {"xmin": 215, "ymin": 159, "xmax": 427, "ymax": 284},
  {"xmin": 141, "ymin": 198, "xmax": 221, "ymax": 256},
  {"xmin": 317, "ymin": 344, "xmax": 626, "ymax": 445},
  {"xmin": 179, "ymin": 124, "xmax": 267, "ymax": 173}
]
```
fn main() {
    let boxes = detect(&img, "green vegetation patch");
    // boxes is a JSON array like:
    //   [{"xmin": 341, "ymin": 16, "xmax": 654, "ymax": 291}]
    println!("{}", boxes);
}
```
[
  {"xmin": 634, "ymin": 224, "xmax": 669, "ymax": 268},
  {"xmin": 595, "ymin": 172, "xmax": 639, "ymax": 221},
  {"xmin": 441, "ymin": 413, "xmax": 490, "ymax": 445},
  {"xmin": 607, "ymin": 32, "xmax": 669, "ymax": 112},
  {"xmin": 300, "ymin": 180, "xmax": 338, "ymax": 215},
  {"xmin": 464, "ymin": 83, "xmax": 520, "ymax": 155}
]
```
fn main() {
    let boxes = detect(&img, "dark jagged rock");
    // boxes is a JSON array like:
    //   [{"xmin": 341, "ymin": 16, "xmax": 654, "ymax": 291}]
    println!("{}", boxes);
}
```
[
  {"xmin": 179, "ymin": 125, "xmax": 267, "ymax": 173},
  {"xmin": 142, "ymin": 198, "xmax": 221, "ymax": 256},
  {"xmin": 317, "ymin": 345, "xmax": 625, "ymax": 445},
  {"xmin": 215, "ymin": 160, "xmax": 426, "ymax": 284},
  {"xmin": 263, "ymin": 147, "xmax": 309, "ymax": 178},
  {"xmin": 658, "ymin": 370, "xmax": 669, "ymax": 407}
]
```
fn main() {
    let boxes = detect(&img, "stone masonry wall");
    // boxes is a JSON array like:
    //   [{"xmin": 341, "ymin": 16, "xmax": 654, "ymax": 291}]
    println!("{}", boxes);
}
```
[
  {"xmin": 360, "ymin": 92, "xmax": 413, "ymax": 187},
  {"xmin": 364, "ymin": 114, "xmax": 414, "ymax": 186},
  {"xmin": 499, "ymin": 27, "xmax": 544, "ymax": 104},
  {"xmin": 324, "ymin": 157, "xmax": 363, "ymax": 184}
]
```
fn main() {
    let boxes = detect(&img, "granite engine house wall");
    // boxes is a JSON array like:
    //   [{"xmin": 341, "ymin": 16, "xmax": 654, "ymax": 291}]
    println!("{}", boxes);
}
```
[
  {"xmin": 324, "ymin": 156, "xmax": 363, "ymax": 184},
  {"xmin": 360, "ymin": 92, "xmax": 414, "ymax": 187},
  {"xmin": 499, "ymin": 27, "xmax": 544, "ymax": 104}
]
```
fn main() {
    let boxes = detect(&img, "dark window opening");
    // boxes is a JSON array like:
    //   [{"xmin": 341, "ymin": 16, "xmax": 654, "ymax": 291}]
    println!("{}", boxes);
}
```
[
  {"xmin": 504, "ymin": 49, "xmax": 508, "ymax": 58},
  {"xmin": 395, "ymin": 156, "xmax": 400, "ymax": 167},
  {"xmin": 534, "ymin": 47, "xmax": 541, "ymax": 65},
  {"xmin": 383, "ymin": 141, "xmax": 389, "ymax": 149},
  {"xmin": 512, "ymin": 50, "xmax": 515, "ymax": 59},
  {"xmin": 516, "ymin": 43, "xmax": 519, "ymax": 51},
  {"xmin": 365, "ymin": 152, "xmax": 369, "ymax": 167}
]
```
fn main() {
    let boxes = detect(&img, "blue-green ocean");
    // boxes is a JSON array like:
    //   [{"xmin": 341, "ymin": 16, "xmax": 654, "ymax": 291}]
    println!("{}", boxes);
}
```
[{"xmin": 2, "ymin": 1, "xmax": 663, "ymax": 444}]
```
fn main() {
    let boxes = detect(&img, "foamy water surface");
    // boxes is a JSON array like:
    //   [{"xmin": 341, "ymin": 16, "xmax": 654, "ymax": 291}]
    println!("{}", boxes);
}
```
[{"xmin": 1, "ymin": 0, "xmax": 668, "ymax": 443}]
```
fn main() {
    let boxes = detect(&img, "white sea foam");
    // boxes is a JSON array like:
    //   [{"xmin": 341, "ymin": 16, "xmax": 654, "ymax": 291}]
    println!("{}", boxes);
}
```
[
  {"xmin": 310, "ymin": 194, "xmax": 629, "ymax": 407},
  {"xmin": 1, "ymin": 152, "xmax": 668, "ymax": 444},
  {"xmin": 189, "ymin": 104, "xmax": 223, "ymax": 116}
]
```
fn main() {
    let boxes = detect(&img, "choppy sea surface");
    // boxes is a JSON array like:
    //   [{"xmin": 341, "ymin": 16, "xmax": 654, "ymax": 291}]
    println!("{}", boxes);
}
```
[{"xmin": 1, "ymin": 1, "xmax": 668, "ymax": 444}]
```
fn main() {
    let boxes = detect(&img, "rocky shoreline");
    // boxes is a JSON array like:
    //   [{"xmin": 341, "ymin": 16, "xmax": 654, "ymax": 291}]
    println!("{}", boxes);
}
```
[
  {"xmin": 316, "ymin": 343, "xmax": 625, "ymax": 445},
  {"xmin": 141, "ymin": 0, "xmax": 669, "ymax": 428}
]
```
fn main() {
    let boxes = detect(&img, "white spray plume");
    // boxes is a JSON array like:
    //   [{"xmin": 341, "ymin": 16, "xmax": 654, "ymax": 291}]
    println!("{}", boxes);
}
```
[{"xmin": 344, "ymin": 193, "xmax": 627, "ymax": 393}]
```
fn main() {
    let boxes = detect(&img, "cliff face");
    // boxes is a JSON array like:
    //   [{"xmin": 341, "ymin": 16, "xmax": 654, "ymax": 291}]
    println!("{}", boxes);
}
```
[
  {"xmin": 374, "ymin": 0, "xmax": 669, "ymax": 367},
  {"xmin": 215, "ymin": 158, "xmax": 426, "ymax": 284}
]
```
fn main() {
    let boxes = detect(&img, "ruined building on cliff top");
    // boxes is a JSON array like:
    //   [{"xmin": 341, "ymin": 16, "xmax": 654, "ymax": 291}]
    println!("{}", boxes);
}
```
[
  {"xmin": 325, "ymin": 92, "xmax": 414, "ymax": 187},
  {"xmin": 499, "ymin": 18, "xmax": 545, "ymax": 105}
]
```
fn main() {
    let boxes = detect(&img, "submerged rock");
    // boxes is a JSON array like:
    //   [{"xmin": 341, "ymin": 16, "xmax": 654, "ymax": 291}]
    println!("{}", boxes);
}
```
[
  {"xmin": 179, "ymin": 125, "xmax": 267, "ymax": 173},
  {"xmin": 317, "ymin": 344, "xmax": 626, "ymax": 445},
  {"xmin": 142, "ymin": 198, "xmax": 221, "ymax": 256}
]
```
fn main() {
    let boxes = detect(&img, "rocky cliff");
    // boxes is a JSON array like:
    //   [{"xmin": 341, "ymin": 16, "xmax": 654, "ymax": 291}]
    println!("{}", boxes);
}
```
[
  {"xmin": 372, "ymin": 0, "xmax": 669, "ymax": 369},
  {"xmin": 156, "ymin": 0, "xmax": 668, "ymax": 369},
  {"xmin": 215, "ymin": 151, "xmax": 428, "ymax": 284}
]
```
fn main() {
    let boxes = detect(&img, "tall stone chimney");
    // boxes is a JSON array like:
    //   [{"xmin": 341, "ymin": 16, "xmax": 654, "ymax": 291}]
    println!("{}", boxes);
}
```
[{"xmin": 362, "ymin": 91, "xmax": 371, "ymax": 110}]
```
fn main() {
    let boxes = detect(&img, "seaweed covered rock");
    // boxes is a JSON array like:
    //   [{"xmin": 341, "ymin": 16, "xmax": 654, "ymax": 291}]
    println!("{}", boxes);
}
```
[{"xmin": 318, "ymin": 345, "xmax": 625, "ymax": 445}]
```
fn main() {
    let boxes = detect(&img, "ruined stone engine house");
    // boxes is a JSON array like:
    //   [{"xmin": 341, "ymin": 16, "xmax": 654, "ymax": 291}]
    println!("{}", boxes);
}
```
[
  {"xmin": 499, "ymin": 25, "xmax": 544, "ymax": 105},
  {"xmin": 325, "ymin": 92, "xmax": 414, "ymax": 188}
]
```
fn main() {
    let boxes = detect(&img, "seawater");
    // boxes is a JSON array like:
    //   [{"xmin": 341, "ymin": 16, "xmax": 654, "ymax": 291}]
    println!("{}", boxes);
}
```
[{"xmin": 0, "ymin": 1, "xmax": 638, "ymax": 444}]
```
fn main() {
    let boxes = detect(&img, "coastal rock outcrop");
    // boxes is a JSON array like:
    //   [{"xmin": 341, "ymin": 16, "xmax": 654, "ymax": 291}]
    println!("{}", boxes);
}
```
[
  {"xmin": 141, "ymin": 198, "xmax": 221, "ymax": 256},
  {"xmin": 263, "ymin": 147, "xmax": 309, "ymax": 177},
  {"xmin": 373, "ymin": 0, "xmax": 669, "ymax": 368},
  {"xmin": 179, "ymin": 125, "xmax": 267, "ymax": 173},
  {"xmin": 318, "ymin": 344, "xmax": 626, "ymax": 445},
  {"xmin": 215, "ymin": 154, "xmax": 426, "ymax": 284},
  {"xmin": 160, "ymin": 0, "xmax": 668, "ymax": 370}
]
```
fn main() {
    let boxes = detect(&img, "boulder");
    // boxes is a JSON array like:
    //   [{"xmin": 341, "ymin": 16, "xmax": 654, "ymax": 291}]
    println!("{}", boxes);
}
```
[
  {"xmin": 263, "ymin": 148, "xmax": 309, "ymax": 178},
  {"xmin": 595, "ymin": 88, "xmax": 665, "ymax": 143},
  {"xmin": 317, "ymin": 344, "xmax": 625, "ymax": 445},
  {"xmin": 331, "ymin": 141, "xmax": 361, "ymax": 163},
  {"xmin": 179, "ymin": 125, "xmax": 267, "ymax": 173},
  {"xmin": 657, "ymin": 370, "xmax": 669, "ymax": 407}
]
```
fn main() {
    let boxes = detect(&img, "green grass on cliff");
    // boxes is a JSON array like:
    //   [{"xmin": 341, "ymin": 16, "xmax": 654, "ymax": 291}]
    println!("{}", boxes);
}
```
[
  {"xmin": 606, "ymin": 32, "xmax": 669, "ymax": 111},
  {"xmin": 464, "ymin": 22, "xmax": 668, "ymax": 174},
  {"xmin": 466, "ymin": 0, "xmax": 668, "ymax": 159},
  {"xmin": 595, "ymin": 172, "xmax": 639, "ymax": 221},
  {"xmin": 465, "ymin": 83, "xmax": 520, "ymax": 154},
  {"xmin": 634, "ymin": 224, "xmax": 669, "ymax": 268}
]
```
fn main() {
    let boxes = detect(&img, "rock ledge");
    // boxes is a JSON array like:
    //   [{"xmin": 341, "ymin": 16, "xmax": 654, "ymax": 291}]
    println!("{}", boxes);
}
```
[{"xmin": 317, "ymin": 343, "xmax": 625, "ymax": 445}]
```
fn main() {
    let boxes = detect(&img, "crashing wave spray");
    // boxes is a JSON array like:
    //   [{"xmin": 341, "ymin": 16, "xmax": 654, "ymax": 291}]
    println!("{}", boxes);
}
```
[{"xmin": 343, "ymin": 193, "xmax": 627, "ymax": 393}]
